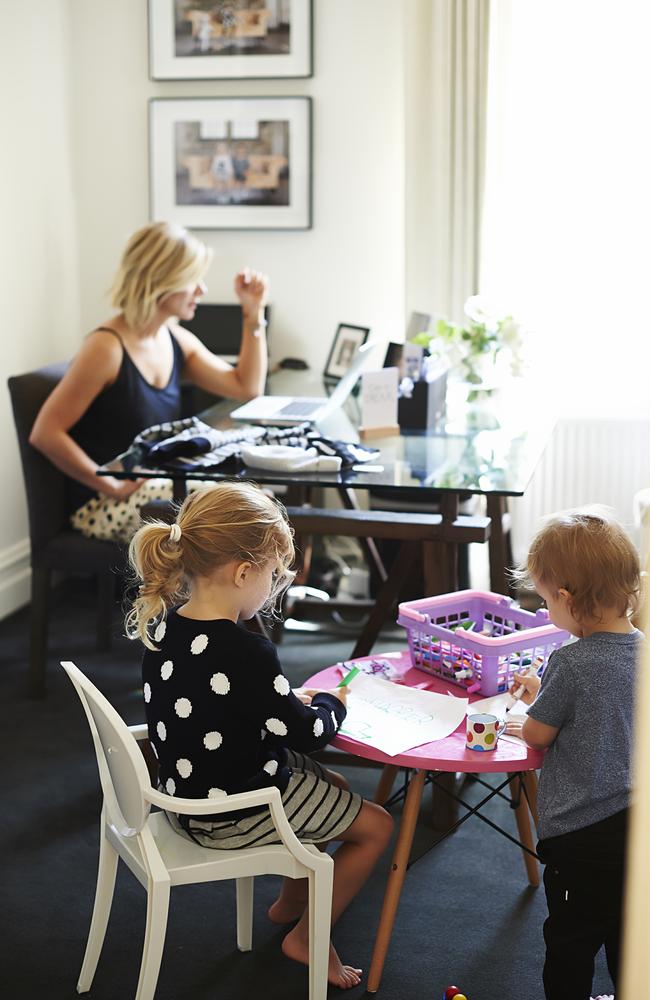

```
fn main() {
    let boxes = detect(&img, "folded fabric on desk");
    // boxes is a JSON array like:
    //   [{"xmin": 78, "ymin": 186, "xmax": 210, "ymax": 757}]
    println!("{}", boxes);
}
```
[{"xmin": 116, "ymin": 416, "xmax": 379, "ymax": 474}]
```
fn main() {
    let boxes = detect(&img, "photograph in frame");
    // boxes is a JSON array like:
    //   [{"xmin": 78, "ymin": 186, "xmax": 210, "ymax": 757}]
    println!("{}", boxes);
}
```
[
  {"xmin": 149, "ymin": 0, "xmax": 312, "ymax": 80},
  {"xmin": 150, "ymin": 97, "xmax": 311, "ymax": 230},
  {"xmin": 324, "ymin": 324, "xmax": 371, "ymax": 381}
]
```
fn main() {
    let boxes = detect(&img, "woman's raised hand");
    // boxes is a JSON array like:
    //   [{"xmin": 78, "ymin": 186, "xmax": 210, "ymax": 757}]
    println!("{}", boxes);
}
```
[{"xmin": 235, "ymin": 267, "xmax": 269, "ymax": 318}]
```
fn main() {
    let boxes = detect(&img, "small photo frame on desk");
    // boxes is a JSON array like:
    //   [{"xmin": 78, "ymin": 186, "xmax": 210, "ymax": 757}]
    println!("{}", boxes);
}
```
[{"xmin": 323, "ymin": 323, "xmax": 370, "ymax": 381}]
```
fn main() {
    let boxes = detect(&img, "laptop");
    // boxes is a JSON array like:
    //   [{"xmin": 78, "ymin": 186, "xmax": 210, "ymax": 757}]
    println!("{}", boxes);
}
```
[{"xmin": 230, "ymin": 340, "xmax": 375, "ymax": 426}]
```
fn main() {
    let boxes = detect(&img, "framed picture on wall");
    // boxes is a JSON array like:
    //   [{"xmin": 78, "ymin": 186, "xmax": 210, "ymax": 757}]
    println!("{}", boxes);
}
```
[
  {"xmin": 149, "ymin": 0, "xmax": 313, "ymax": 80},
  {"xmin": 324, "ymin": 324, "xmax": 371, "ymax": 381},
  {"xmin": 149, "ymin": 97, "xmax": 312, "ymax": 230}
]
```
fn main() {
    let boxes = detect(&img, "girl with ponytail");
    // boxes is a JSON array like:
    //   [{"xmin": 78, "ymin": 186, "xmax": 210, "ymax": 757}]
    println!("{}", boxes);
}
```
[{"xmin": 126, "ymin": 481, "xmax": 392, "ymax": 990}]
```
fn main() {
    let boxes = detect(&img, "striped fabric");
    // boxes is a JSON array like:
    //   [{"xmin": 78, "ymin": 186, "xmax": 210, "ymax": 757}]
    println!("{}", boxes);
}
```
[{"xmin": 168, "ymin": 751, "xmax": 362, "ymax": 849}]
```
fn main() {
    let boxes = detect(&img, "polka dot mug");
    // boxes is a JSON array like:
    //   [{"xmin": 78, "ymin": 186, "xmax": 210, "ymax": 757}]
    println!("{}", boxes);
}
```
[{"xmin": 466, "ymin": 712, "xmax": 506, "ymax": 752}]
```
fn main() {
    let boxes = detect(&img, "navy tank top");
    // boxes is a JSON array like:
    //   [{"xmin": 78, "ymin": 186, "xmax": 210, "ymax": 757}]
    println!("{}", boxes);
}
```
[{"xmin": 67, "ymin": 327, "xmax": 184, "ymax": 513}]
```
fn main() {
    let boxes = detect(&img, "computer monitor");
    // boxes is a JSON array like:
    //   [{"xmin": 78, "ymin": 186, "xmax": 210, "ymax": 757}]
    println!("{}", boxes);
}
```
[{"xmin": 179, "ymin": 302, "xmax": 271, "ymax": 361}]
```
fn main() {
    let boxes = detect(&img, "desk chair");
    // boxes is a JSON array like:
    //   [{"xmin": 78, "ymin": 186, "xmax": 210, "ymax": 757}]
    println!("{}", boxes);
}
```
[
  {"xmin": 8, "ymin": 364, "xmax": 122, "ymax": 697},
  {"xmin": 62, "ymin": 660, "xmax": 333, "ymax": 1000}
]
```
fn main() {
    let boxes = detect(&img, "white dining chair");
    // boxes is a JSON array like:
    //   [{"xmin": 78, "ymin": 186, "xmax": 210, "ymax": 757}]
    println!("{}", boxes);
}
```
[{"xmin": 62, "ymin": 660, "xmax": 333, "ymax": 1000}]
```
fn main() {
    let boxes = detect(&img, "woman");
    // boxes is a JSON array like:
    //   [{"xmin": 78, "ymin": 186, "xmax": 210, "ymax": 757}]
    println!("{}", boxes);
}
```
[{"xmin": 30, "ymin": 220, "xmax": 268, "ymax": 541}]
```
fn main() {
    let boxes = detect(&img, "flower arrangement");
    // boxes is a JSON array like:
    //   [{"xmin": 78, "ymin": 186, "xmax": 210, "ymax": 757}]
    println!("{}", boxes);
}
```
[{"xmin": 412, "ymin": 295, "xmax": 526, "ymax": 386}]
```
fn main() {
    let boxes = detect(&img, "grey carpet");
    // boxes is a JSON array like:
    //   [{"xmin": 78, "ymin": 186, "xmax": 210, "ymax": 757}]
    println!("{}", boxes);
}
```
[{"xmin": 0, "ymin": 578, "xmax": 614, "ymax": 999}]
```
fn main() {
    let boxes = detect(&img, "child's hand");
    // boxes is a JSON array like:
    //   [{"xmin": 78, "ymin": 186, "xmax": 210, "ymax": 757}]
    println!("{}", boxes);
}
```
[
  {"xmin": 293, "ymin": 688, "xmax": 313, "ymax": 705},
  {"xmin": 329, "ymin": 686, "xmax": 348, "ymax": 706},
  {"xmin": 509, "ymin": 672, "xmax": 541, "ymax": 705},
  {"xmin": 504, "ymin": 717, "xmax": 526, "ymax": 738}
]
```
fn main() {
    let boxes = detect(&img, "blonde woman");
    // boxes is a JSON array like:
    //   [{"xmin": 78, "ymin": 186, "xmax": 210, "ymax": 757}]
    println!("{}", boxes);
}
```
[
  {"xmin": 127, "ymin": 483, "xmax": 393, "ymax": 989},
  {"xmin": 30, "ymin": 221, "xmax": 268, "ymax": 541}
]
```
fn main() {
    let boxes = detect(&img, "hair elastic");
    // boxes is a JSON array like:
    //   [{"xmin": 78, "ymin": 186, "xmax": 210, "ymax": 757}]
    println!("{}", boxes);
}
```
[{"xmin": 168, "ymin": 523, "xmax": 182, "ymax": 543}]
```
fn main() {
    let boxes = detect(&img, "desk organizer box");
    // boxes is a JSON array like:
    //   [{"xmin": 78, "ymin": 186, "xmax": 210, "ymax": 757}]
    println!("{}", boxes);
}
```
[{"xmin": 397, "ymin": 589, "xmax": 570, "ymax": 696}]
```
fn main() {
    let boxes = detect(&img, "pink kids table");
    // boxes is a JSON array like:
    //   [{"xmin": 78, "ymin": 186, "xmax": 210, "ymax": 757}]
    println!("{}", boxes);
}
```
[{"xmin": 307, "ymin": 650, "xmax": 543, "ymax": 993}]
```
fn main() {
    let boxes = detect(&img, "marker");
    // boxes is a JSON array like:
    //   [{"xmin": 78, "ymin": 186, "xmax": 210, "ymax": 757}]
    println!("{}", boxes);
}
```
[{"xmin": 337, "ymin": 666, "xmax": 361, "ymax": 687}]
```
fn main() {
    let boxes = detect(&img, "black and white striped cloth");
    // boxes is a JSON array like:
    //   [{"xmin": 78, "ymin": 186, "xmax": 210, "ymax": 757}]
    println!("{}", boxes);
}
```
[{"xmin": 117, "ymin": 416, "xmax": 379, "ymax": 474}]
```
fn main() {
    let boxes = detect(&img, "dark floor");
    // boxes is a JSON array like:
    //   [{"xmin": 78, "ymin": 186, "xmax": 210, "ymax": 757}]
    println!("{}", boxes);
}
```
[{"xmin": 0, "ymin": 578, "xmax": 614, "ymax": 999}]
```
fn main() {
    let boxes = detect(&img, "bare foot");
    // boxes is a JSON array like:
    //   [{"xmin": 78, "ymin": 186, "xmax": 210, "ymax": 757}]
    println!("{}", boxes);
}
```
[
  {"xmin": 282, "ymin": 927, "xmax": 362, "ymax": 989},
  {"xmin": 267, "ymin": 894, "xmax": 307, "ymax": 924}
]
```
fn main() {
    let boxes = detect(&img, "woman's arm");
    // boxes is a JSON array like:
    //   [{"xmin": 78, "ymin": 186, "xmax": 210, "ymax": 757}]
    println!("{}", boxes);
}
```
[
  {"xmin": 174, "ymin": 269, "xmax": 269, "ymax": 401},
  {"xmin": 29, "ymin": 332, "xmax": 143, "ymax": 500}
]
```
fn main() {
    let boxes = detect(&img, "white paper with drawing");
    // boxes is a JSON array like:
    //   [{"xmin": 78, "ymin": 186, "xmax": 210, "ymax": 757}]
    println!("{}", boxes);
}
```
[{"xmin": 339, "ymin": 674, "xmax": 468, "ymax": 756}]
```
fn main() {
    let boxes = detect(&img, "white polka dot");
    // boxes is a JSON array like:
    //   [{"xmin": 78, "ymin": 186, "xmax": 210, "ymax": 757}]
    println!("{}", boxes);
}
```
[
  {"xmin": 191, "ymin": 633, "xmax": 209, "ymax": 655},
  {"xmin": 208, "ymin": 787, "xmax": 225, "ymax": 799},
  {"xmin": 154, "ymin": 620, "xmax": 166, "ymax": 642},
  {"xmin": 274, "ymin": 674, "xmax": 290, "ymax": 696},
  {"xmin": 161, "ymin": 660, "xmax": 173, "ymax": 680},
  {"xmin": 143, "ymin": 682, "xmax": 151, "ymax": 703},
  {"xmin": 177, "ymin": 758, "xmax": 192, "ymax": 779},
  {"xmin": 331, "ymin": 711, "xmax": 338, "ymax": 729},
  {"xmin": 165, "ymin": 777, "xmax": 175, "ymax": 795},
  {"xmin": 210, "ymin": 672, "xmax": 230, "ymax": 695},
  {"xmin": 261, "ymin": 728, "xmax": 267, "ymax": 740},
  {"xmin": 263, "ymin": 759, "xmax": 279, "ymax": 776},
  {"xmin": 157, "ymin": 721, "xmax": 167, "ymax": 741},
  {"xmin": 175, "ymin": 697, "xmax": 192, "ymax": 718},
  {"xmin": 313, "ymin": 717, "xmax": 324, "ymax": 737},
  {"xmin": 204, "ymin": 731, "xmax": 223, "ymax": 750},
  {"xmin": 265, "ymin": 717, "xmax": 288, "ymax": 736}
]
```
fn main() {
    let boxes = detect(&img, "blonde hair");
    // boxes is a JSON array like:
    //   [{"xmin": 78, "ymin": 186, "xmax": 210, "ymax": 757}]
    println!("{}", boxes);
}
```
[
  {"xmin": 512, "ymin": 505, "xmax": 641, "ymax": 623},
  {"xmin": 126, "ymin": 483, "xmax": 295, "ymax": 649},
  {"xmin": 110, "ymin": 221, "xmax": 212, "ymax": 329}
]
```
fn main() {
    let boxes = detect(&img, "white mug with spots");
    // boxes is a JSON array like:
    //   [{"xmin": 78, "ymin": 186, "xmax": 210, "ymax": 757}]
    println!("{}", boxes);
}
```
[{"xmin": 466, "ymin": 712, "xmax": 506, "ymax": 752}]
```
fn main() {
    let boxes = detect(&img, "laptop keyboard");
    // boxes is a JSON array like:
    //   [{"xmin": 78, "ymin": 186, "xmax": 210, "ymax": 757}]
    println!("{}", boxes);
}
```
[{"xmin": 277, "ymin": 399, "xmax": 322, "ymax": 417}]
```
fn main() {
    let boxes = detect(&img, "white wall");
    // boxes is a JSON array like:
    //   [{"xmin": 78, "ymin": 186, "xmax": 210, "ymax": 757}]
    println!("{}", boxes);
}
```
[
  {"xmin": 68, "ymin": 0, "xmax": 405, "ymax": 368},
  {"xmin": 0, "ymin": 0, "xmax": 81, "ymax": 616},
  {"xmin": 0, "ymin": 0, "xmax": 406, "ymax": 618}
]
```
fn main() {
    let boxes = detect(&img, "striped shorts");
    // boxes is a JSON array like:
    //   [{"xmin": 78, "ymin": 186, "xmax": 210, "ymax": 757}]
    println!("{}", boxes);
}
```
[{"xmin": 169, "ymin": 751, "xmax": 363, "ymax": 850}]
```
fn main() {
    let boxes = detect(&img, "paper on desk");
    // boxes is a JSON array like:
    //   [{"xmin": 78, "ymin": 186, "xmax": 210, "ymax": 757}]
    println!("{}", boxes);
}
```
[{"xmin": 338, "ymin": 674, "xmax": 468, "ymax": 757}]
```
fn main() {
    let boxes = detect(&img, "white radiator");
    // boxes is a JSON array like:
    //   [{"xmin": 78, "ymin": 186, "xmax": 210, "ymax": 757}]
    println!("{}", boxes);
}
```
[{"xmin": 509, "ymin": 418, "xmax": 650, "ymax": 563}]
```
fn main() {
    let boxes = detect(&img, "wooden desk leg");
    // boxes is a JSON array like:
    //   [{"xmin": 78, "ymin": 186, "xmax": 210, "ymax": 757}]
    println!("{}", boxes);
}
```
[
  {"xmin": 509, "ymin": 773, "xmax": 540, "ymax": 887},
  {"xmin": 522, "ymin": 769, "xmax": 539, "ymax": 828},
  {"xmin": 373, "ymin": 765, "xmax": 399, "ymax": 806},
  {"xmin": 486, "ymin": 496, "xmax": 515, "ymax": 596},
  {"xmin": 367, "ymin": 768, "xmax": 426, "ymax": 993}
]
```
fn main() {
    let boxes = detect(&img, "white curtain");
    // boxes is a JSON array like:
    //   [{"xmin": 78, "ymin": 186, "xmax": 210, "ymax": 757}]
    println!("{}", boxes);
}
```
[
  {"xmin": 405, "ymin": 0, "xmax": 491, "ymax": 326},
  {"xmin": 480, "ymin": 0, "xmax": 650, "ymax": 419}
]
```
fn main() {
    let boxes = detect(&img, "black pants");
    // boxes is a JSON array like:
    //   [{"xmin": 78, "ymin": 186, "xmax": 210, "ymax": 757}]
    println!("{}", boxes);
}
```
[{"xmin": 537, "ymin": 809, "xmax": 628, "ymax": 1000}]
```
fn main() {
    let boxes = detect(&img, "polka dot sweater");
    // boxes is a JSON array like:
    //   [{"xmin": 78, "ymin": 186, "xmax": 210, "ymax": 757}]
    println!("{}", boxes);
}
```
[{"xmin": 142, "ymin": 611, "xmax": 346, "ymax": 824}]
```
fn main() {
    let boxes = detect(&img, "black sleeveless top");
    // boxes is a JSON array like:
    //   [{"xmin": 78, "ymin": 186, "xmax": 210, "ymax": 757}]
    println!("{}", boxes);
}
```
[{"xmin": 67, "ymin": 327, "xmax": 185, "ymax": 513}]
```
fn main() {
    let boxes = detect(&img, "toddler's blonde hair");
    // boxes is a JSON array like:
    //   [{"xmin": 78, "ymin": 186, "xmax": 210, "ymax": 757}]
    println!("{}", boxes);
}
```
[
  {"xmin": 512, "ymin": 505, "xmax": 641, "ymax": 623},
  {"xmin": 110, "ymin": 221, "xmax": 212, "ymax": 329},
  {"xmin": 126, "ymin": 482, "xmax": 295, "ymax": 649}
]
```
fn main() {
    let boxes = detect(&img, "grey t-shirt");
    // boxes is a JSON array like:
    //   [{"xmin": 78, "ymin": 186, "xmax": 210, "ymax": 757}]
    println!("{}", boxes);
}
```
[{"xmin": 528, "ymin": 629, "xmax": 642, "ymax": 840}]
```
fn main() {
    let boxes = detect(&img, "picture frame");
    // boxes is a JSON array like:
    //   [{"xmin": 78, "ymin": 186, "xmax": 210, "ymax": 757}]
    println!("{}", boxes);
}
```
[
  {"xmin": 324, "ymin": 324, "xmax": 371, "ymax": 381},
  {"xmin": 149, "ymin": 97, "xmax": 312, "ymax": 230},
  {"xmin": 149, "ymin": 0, "xmax": 313, "ymax": 80}
]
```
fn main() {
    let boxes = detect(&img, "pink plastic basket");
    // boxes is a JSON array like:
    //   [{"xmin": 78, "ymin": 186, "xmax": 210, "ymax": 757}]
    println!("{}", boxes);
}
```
[{"xmin": 397, "ymin": 589, "xmax": 569, "ymax": 696}]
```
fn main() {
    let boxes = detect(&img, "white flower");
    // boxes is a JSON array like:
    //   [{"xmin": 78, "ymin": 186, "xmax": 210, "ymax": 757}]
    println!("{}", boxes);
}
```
[
  {"xmin": 464, "ymin": 295, "xmax": 501, "ymax": 329},
  {"xmin": 499, "ymin": 318, "xmax": 522, "ymax": 349}
]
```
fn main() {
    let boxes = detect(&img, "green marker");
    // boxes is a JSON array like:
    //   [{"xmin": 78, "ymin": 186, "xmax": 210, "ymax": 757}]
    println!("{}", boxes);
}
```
[{"xmin": 337, "ymin": 665, "xmax": 361, "ymax": 687}]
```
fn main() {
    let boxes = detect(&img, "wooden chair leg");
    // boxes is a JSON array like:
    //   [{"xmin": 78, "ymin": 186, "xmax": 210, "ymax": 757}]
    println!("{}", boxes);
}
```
[
  {"xmin": 522, "ymin": 769, "xmax": 539, "ymax": 828},
  {"xmin": 96, "ymin": 572, "xmax": 114, "ymax": 651},
  {"xmin": 29, "ymin": 566, "xmax": 51, "ymax": 699},
  {"xmin": 509, "ymin": 773, "xmax": 540, "ymax": 887},
  {"xmin": 373, "ymin": 765, "xmax": 399, "ymax": 805}
]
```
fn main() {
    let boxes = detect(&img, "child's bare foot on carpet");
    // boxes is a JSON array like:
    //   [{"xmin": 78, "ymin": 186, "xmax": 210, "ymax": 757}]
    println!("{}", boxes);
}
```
[
  {"xmin": 267, "ymin": 894, "xmax": 307, "ymax": 924},
  {"xmin": 282, "ymin": 927, "xmax": 362, "ymax": 988}
]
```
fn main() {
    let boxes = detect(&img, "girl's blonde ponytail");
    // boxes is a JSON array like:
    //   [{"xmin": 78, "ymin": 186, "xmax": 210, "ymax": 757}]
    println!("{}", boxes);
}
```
[{"xmin": 126, "ymin": 519, "xmax": 186, "ymax": 649}]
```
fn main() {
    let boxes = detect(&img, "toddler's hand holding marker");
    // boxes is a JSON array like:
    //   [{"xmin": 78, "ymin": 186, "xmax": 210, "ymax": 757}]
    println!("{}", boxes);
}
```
[{"xmin": 508, "ymin": 667, "xmax": 541, "ymax": 706}]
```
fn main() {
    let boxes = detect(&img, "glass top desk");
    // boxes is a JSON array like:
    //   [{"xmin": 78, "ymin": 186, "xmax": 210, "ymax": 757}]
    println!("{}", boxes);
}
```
[{"xmin": 100, "ymin": 368, "xmax": 555, "ymax": 597}]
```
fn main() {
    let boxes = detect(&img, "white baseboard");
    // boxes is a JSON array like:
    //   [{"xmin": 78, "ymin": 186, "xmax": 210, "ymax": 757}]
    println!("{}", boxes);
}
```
[{"xmin": 0, "ymin": 539, "xmax": 31, "ymax": 620}]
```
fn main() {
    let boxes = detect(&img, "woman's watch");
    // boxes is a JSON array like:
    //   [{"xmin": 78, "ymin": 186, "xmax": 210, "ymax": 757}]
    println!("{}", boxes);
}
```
[{"xmin": 245, "ymin": 311, "xmax": 268, "ymax": 338}]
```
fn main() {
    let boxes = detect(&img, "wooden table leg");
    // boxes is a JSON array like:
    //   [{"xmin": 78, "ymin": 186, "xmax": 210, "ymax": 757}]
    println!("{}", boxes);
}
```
[
  {"xmin": 367, "ymin": 768, "xmax": 426, "ymax": 993},
  {"xmin": 486, "ymin": 495, "xmax": 515, "ymax": 596},
  {"xmin": 373, "ymin": 765, "xmax": 399, "ymax": 806},
  {"xmin": 509, "ymin": 773, "xmax": 540, "ymax": 887},
  {"xmin": 522, "ymin": 769, "xmax": 539, "ymax": 828}
]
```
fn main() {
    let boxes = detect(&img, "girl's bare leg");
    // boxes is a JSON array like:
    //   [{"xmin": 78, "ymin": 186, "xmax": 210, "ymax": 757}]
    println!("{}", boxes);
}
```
[
  {"xmin": 281, "ymin": 800, "xmax": 393, "ymax": 989},
  {"xmin": 268, "ymin": 767, "xmax": 349, "ymax": 923}
]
